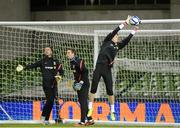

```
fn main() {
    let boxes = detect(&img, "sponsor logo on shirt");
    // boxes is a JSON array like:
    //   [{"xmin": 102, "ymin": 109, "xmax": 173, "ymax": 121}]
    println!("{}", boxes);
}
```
[{"xmin": 45, "ymin": 66, "xmax": 54, "ymax": 69}]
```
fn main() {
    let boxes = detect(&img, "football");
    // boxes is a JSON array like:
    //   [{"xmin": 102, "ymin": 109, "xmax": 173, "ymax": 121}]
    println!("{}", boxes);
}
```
[{"xmin": 130, "ymin": 16, "xmax": 141, "ymax": 25}]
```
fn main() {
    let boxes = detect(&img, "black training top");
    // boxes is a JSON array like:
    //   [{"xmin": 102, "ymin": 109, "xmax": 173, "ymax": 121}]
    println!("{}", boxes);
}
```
[
  {"xmin": 96, "ymin": 26, "xmax": 133, "ymax": 67},
  {"xmin": 25, "ymin": 56, "xmax": 64, "ymax": 87},
  {"xmin": 70, "ymin": 56, "xmax": 88, "ymax": 83}
]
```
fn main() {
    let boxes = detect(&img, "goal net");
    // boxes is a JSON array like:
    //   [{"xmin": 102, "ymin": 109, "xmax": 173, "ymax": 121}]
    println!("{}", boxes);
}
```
[{"xmin": 0, "ymin": 20, "xmax": 179, "ymax": 126}]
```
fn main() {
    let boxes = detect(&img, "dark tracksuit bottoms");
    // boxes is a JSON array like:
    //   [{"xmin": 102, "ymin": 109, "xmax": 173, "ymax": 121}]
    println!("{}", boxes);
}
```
[
  {"xmin": 70, "ymin": 56, "xmax": 92, "ymax": 123},
  {"xmin": 26, "ymin": 56, "xmax": 64, "ymax": 121}
]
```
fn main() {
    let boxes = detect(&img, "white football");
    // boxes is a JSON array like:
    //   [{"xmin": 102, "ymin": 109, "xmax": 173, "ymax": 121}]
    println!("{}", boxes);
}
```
[{"xmin": 130, "ymin": 16, "xmax": 141, "ymax": 25}]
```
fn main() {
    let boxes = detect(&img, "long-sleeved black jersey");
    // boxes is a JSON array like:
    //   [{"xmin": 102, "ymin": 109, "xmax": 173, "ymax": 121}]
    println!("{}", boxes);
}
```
[
  {"xmin": 96, "ymin": 26, "xmax": 133, "ymax": 67},
  {"xmin": 70, "ymin": 56, "xmax": 88, "ymax": 83},
  {"xmin": 25, "ymin": 56, "xmax": 64, "ymax": 87}
]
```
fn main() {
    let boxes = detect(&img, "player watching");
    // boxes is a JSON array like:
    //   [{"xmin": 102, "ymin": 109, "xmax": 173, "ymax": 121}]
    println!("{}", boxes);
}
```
[
  {"xmin": 66, "ymin": 48, "xmax": 94, "ymax": 126},
  {"xmin": 16, "ymin": 46, "xmax": 64, "ymax": 125},
  {"xmin": 87, "ymin": 16, "xmax": 139, "ymax": 120}
]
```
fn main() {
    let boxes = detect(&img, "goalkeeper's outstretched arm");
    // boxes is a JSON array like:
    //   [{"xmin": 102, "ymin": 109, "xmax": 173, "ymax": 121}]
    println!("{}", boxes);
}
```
[
  {"xmin": 118, "ymin": 26, "xmax": 139, "ymax": 49},
  {"xmin": 16, "ymin": 60, "xmax": 42, "ymax": 72},
  {"xmin": 103, "ymin": 15, "xmax": 131, "ymax": 42},
  {"xmin": 25, "ymin": 60, "xmax": 42, "ymax": 70}
]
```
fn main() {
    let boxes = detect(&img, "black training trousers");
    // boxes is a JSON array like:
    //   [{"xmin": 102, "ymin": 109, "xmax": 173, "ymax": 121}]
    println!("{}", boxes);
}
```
[
  {"xmin": 90, "ymin": 64, "xmax": 113, "ymax": 96},
  {"xmin": 77, "ymin": 80, "xmax": 91, "ymax": 123},
  {"xmin": 41, "ymin": 85, "xmax": 57, "ymax": 121}
]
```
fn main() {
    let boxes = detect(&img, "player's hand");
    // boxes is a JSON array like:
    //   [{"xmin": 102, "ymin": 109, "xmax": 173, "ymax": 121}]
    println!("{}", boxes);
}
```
[
  {"xmin": 55, "ymin": 75, "xmax": 62, "ymax": 82},
  {"xmin": 133, "ymin": 26, "xmax": 139, "ymax": 31},
  {"xmin": 131, "ymin": 26, "xmax": 139, "ymax": 35},
  {"xmin": 125, "ymin": 15, "xmax": 132, "ymax": 25},
  {"xmin": 16, "ymin": 64, "xmax": 24, "ymax": 72}
]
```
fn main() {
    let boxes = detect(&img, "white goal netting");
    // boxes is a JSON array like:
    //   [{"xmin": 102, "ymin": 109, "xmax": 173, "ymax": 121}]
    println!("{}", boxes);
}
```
[{"xmin": 0, "ymin": 20, "xmax": 179, "ymax": 126}]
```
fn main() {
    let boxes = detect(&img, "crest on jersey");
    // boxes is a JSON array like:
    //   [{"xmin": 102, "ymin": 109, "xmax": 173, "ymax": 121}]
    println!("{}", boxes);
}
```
[
  {"xmin": 110, "ymin": 44, "xmax": 114, "ymax": 47},
  {"xmin": 53, "ymin": 61, "xmax": 56, "ymax": 69}
]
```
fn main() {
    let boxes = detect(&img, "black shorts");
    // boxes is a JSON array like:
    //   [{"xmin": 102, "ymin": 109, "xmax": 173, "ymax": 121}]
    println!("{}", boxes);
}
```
[{"xmin": 90, "ymin": 64, "xmax": 113, "ymax": 96}]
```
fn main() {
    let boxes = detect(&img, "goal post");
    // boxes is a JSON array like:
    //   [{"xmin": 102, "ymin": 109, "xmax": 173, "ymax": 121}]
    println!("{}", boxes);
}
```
[{"xmin": 0, "ymin": 19, "xmax": 180, "ymax": 126}]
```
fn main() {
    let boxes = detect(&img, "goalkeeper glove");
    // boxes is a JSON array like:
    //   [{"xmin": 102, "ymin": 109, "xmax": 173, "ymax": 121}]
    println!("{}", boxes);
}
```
[
  {"xmin": 73, "ymin": 81, "xmax": 84, "ymax": 91},
  {"xmin": 131, "ymin": 26, "xmax": 139, "ymax": 35},
  {"xmin": 119, "ymin": 15, "xmax": 132, "ymax": 29},
  {"xmin": 125, "ymin": 15, "xmax": 132, "ymax": 25},
  {"xmin": 16, "ymin": 64, "xmax": 24, "ymax": 72},
  {"xmin": 55, "ymin": 75, "xmax": 62, "ymax": 82}
]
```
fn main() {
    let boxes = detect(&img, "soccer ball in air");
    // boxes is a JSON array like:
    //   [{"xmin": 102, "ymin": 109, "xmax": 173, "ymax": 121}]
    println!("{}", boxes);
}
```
[{"xmin": 130, "ymin": 16, "xmax": 141, "ymax": 25}]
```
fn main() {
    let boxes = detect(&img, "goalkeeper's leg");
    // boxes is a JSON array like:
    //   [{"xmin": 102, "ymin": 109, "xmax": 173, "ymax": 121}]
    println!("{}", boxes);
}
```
[
  {"xmin": 88, "ymin": 69, "xmax": 101, "ymax": 117},
  {"xmin": 41, "ymin": 87, "xmax": 55, "ymax": 124},
  {"xmin": 54, "ymin": 87, "xmax": 63, "ymax": 123},
  {"xmin": 102, "ymin": 67, "xmax": 115, "ymax": 121},
  {"xmin": 109, "ymin": 95, "xmax": 115, "ymax": 121},
  {"xmin": 77, "ymin": 90, "xmax": 87, "ymax": 124},
  {"xmin": 75, "ymin": 81, "xmax": 94, "ymax": 126}
]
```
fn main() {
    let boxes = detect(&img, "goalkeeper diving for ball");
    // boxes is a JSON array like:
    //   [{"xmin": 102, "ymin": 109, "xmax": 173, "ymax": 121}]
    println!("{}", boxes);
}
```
[
  {"xmin": 87, "ymin": 15, "xmax": 140, "ymax": 121},
  {"xmin": 66, "ymin": 48, "xmax": 94, "ymax": 126},
  {"xmin": 16, "ymin": 47, "xmax": 64, "ymax": 125}
]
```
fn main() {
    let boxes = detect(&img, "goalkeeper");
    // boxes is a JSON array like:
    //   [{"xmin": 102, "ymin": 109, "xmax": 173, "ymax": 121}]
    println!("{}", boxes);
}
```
[
  {"xmin": 16, "ymin": 47, "xmax": 64, "ymax": 124},
  {"xmin": 66, "ymin": 48, "xmax": 94, "ymax": 126},
  {"xmin": 87, "ymin": 16, "xmax": 139, "ymax": 120}
]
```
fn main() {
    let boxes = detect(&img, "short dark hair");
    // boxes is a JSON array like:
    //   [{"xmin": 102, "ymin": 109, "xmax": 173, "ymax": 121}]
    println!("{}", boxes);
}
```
[
  {"xmin": 67, "ymin": 48, "xmax": 76, "ymax": 54},
  {"xmin": 44, "ymin": 46, "xmax": 53, "ymax": 52}
]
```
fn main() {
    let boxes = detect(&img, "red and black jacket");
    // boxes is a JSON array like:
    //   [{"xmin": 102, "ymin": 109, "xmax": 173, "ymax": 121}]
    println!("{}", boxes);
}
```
[{"xmin": 70, "ymin": 56, "xmax": 88, "ymax": 83}]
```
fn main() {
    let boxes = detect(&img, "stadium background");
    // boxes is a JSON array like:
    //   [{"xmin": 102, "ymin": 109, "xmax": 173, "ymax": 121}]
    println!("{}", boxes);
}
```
[
  {"xmin": 0, "ymin": 0, "xmax": 180, "ymax": 126},
  {"xmin": 0, "ymin": 0, "xmax": 179, "ymax": 21}
]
